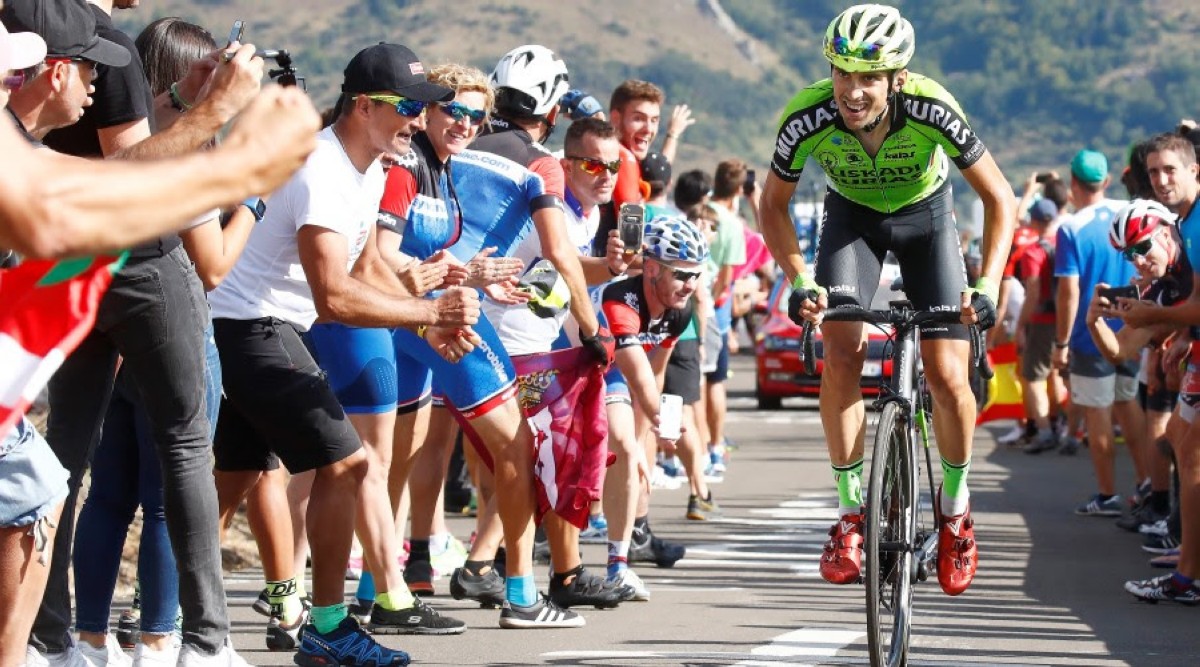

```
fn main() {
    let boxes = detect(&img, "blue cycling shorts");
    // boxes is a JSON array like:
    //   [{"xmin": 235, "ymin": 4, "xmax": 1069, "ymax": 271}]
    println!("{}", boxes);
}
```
[
  {"xmin": 394, "ymin": 314, "xmax": 517, "ymax": 418},
  {"xmin": 305, "ymin": 324, "xmax": 406, "ymax": 414}
]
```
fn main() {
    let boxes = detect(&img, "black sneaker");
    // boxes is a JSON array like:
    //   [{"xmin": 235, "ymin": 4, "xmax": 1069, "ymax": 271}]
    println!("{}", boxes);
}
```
[
  {"xmin": 1124, "ymin": 573, "xmax": 1200, "ymax": 605},
  {"xmin": 404, "ymin": 558, "xmax": 435, "ymax": 596},
  {"xmin": 115, "ymin": 608, "xmax": 139, "ymax": 649},
  {"xmin": 266, "ymin": 605, "xmax": 309, "ymax": 651},
  {"xmin": 1143, "ymin": 532, "xmax": 1182, "ymax": 554},
  {"xmin": 629, "ymin": 530, "xmax": 686, "ymax": 568},
  {"xmin": 1116, "ymin": 503, "xmax": 1167, "ymax": 533},
  {"xmin": 368, "ymin": 597, "xmax": 467, "ymax": 635},
  {"xmin": 1023, "ymin": 431, "xmax": 1060, "ymax": 454},
  {"xmin": 548, "ymin": 566, "xmax": 628, "ymax": 609},
  {"xmin": 498, "ymin": 595, "xmax": 585, "ymax": 629},
  {"xmin": 449, "ymin": 565, "xmax": 506, "ymax": 608}
]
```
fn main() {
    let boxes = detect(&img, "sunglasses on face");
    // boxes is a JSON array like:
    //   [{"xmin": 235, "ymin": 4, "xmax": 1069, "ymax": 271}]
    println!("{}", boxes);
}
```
[
  {"xmin": 2, "ymin": 70, "xmax": 25, "ymax": 92},
  {"xmin": 655, "ymin": 260, "xmax": 701, "ymax": 283},
  {"xmin": 437, "ymin": 101, "xmax": 487, "ymax": 126},
  {"xmin": 1122, "ymin": 236, "xmax": 1155, "ymax": 260},
  {"xmin": 566, "ymin": 155, "xmax": 621, "ymax": 176},
  {"xmin": 362, "ymin": 94, "xmax": 428, "ymax": 117},
  {"xmin": 832, "ymin": 36, "xmax": 882, "ymax": 60}
]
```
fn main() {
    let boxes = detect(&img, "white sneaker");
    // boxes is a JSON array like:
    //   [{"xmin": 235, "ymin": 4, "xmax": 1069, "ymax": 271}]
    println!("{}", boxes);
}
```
[
  {"xmin": 175, "ymin": 639, "xmax": 249, "ymax": 667},
  {"xmin": 430, "ymin": 532, "xmax": 469, "ymax": 578},
  {"xmin": 649, "ymin": 465, "xmax": 683, "ymax": 490},
  {"xmin": 132, "ymin": 642, "xmax": 178, "ymax": 667},
  {"xmin": 996, "ymin": 423, "xmax": 1027, "ymax": 446},
  {"xmin": 79, "ymin": 636, "xmax": 131, "ymax": 667},
  {"xmin": 27, "ymin": 644, "xmax": 97, "ymax": 667},
  {"xmin": 606, "ymin": 568, "xmax": 651, "ymax": 601}
]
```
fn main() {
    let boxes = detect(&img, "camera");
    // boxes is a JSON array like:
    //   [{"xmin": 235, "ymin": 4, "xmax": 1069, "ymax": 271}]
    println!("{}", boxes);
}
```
[{"xmin": 256, "ymin": 49, "xmax": 304, "ymax": 90}]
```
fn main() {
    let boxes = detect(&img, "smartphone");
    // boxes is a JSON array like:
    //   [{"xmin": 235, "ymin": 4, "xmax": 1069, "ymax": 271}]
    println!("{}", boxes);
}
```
[
  {"xmin": 658, "ymin": 394, "xmax": 683, "ymax": 440},
  {"xmin": 1098, "ymin": 285, "xmax": 1139, "ymax": 301},
  {"xmin": 618, "ymin": 203, "xmax": 645, "ymax": 255},
  {"xmin": 227, "ymin": 20, "xmax": 244, "ymax": 47},
  {"xmin": 743, "ymin": 169, "xmax": 757, "ymax": 196}
]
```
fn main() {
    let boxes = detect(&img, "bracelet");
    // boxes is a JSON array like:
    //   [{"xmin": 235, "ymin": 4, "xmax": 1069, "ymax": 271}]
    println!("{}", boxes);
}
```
[
  {"xmin": 416, "ymin": 325, "xmax": 428, "ymax": 339},
  {"xmin": 1054, "ymin": 340, "xmax": 1069, "ymax": 349},
  {"xmin": 666, "ymin": 133, "xmax": 680, "ymax": 140},
  {"xmin": 169, "ymin": 82, "xmax": 193, "ymax": 112}
]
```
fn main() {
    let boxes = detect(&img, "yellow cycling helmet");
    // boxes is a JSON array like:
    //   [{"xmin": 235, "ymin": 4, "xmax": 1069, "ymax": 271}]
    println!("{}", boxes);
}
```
[{"xmin": 823, "ymin": 4, "xmax": 915, "ymax": 73}]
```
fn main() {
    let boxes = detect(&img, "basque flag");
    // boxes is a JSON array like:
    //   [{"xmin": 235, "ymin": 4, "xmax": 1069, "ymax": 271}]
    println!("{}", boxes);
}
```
[{"xmin": 0, "ymin": 253, "xmax": 127, "ymax": 437}]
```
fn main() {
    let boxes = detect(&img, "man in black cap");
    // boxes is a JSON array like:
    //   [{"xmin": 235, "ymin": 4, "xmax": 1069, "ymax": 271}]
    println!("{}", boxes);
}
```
[
  {"xmin": 208, "ymin": 43, "xmax": 474, "ymax": 664},
  {"xmin": 1, "ymin": 0, "xmax": 129, "ymax": 140}
]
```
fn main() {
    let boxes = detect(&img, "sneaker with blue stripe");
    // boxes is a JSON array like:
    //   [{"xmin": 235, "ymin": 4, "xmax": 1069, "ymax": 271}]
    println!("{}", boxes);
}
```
[
  {"xmin": 1124, "ymin": 573, "xmax": 1200, "ymax": 605},
  {"xmin": 295, "ymin": 616, "xmax": 410, "ymax": 667},
  {"xmin": 1074, "ymin": 494, "xmax": 1122, "ymax": 517}
]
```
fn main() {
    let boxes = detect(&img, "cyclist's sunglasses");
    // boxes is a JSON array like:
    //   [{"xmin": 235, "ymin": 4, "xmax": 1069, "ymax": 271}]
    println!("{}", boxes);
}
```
[
  {"xmin": 1122, "ymin": 236, "xmax": 1155, "ymax": 260},
  {"xmin": 831, "ymin": 36, "xmax": 881, "ymax": 60},
  {"xmin": 654, "ymin": 259, "xmax": 701, "ymax": 283},
  {"xmin": 437, "ymin": 101, "xmax": 487, "ymax": 126},
  {"xmin": 566, "ymin": 155, "xmax": 621, "ymax": 176},
  {"xmin": 362, "ymin": 94, "xmax": 428, "ymax": 117}
]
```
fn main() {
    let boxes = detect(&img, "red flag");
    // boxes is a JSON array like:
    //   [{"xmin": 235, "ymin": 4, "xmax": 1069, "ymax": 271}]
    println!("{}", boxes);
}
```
[
  {"xmin": 0, "ymin": 254, "xmax": 127, "ymax": 436},
  {"xmin": 452, "ymin": 347, "xmax": 613, "ymax": 529},
  {"xmin": 976, "ymin": 341, "xmax": 1026, "ymax": 425}
]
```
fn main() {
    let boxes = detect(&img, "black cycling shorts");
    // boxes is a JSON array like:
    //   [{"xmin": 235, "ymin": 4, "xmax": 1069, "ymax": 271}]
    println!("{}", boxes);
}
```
[{"xmin": 815, "ymin": 181, "xmax": 968, "ymax": 341}]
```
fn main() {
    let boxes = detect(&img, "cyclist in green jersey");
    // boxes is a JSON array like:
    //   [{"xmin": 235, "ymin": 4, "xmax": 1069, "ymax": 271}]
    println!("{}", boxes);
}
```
[{"xmin": 758, "ymin": 3, "xmax": 1015, "ymax": 596}]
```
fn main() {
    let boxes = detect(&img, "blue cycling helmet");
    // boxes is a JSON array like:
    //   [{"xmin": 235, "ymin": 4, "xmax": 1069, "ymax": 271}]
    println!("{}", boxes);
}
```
[{"xmin": 643, "ymin": 214, "xmax": 709, "ymax": 263}]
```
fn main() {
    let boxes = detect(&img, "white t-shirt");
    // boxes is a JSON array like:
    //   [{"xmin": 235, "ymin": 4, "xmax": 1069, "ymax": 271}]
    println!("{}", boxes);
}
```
[
  {"xmin": 209, "ymin": 126, "xmax": 384, "ymax": 330},
  {"xmin": 482, "ymin": 192, "xmax": 600, "ymax": 355}
]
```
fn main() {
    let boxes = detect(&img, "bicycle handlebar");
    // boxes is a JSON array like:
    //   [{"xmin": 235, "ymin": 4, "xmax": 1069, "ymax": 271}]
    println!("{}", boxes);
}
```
[{"xmin": 798, "ymin": 304, "xmax": 993, "ymax": 381}]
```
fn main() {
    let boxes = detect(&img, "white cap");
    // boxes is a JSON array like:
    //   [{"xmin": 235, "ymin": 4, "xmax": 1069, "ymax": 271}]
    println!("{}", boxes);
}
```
[{"xmin": 0, "ymin": 19, "xmax": 47, "ymax": 74}]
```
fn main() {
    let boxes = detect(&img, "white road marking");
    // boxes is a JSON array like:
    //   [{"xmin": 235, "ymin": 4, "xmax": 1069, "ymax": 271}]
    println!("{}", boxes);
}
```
[{"xmin": 736, "ymin": 628, "xmax": 864, "ymax": 666}]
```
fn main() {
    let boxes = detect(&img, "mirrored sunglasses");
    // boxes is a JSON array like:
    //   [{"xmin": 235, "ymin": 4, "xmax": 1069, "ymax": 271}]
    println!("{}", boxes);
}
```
[
  {"xmin": 437, "ymin": 101, "xmax": 487, "ymax": 126},
  {"xmin": 363, "ymin": 94, "xmax": 428, "ymax": 117},
  {"xmin": 566, "ymin": 155, "xmax": 621, "ymax": 176}
]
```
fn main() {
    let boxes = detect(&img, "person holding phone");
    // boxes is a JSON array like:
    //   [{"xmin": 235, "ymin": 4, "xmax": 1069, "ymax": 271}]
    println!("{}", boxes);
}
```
[{"xmin": 593, "ymin": 214, "xmax": 708, "ymax": 598}]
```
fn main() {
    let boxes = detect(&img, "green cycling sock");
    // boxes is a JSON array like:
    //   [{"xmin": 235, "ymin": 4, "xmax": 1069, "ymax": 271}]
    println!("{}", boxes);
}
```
[
  {"xmin": 941, "ymin": 457, "xmax": 970, "ymax": 500},
  {"xmin": 832, "ymin": 460, "xmax": 865, "ymax": 509}
]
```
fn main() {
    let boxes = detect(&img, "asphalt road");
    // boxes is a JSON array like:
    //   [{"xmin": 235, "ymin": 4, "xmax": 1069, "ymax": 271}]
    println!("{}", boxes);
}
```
[{"xmin": 139, "ymin": 353, "xmax": 1197, "ymax": 665}]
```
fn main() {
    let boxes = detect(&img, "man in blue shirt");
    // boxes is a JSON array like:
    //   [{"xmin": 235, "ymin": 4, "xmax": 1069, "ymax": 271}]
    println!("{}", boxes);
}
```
[{"xmin": 1052, "ymin": 149, "xmax": 1145, "ymax": 516}]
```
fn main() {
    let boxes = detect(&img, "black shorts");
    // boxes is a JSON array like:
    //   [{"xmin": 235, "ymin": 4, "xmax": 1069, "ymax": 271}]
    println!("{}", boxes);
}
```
[
  {"xmin": 1138, "ymin": 382, "xmax": 1179, "ymax": 414},
  {"xmin": 213, "ymin": 317, "xmax": 362, "ymax": 473},
  {"xmin": 815, "ymin": 182, "xmax": 968, "ymax": 341},
  {"xmin": 663, "ymin": 338, "xmax": 702, "ymax": 405}
]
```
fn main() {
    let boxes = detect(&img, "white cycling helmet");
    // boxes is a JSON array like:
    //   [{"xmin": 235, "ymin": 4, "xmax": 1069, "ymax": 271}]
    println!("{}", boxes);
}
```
[
  {"xmin": 490, "ymin": 44, "xmax": 570, "ymax": 117},
  {"xmin": 644, "ymin": 214, "xmax": 709, "ymax": 264},
  {"xmin": 823, "ymin": 4, "xmax": 915, "ymax": 73},
  {"xmin": 1110, "ymin": 198, "xmax": 1176, "ymax": 251}
]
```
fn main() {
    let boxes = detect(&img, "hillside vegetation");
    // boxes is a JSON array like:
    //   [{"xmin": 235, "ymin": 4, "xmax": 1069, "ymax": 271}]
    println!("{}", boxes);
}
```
[{"xmin": 119, "ymin": 0, "xmax": 1200, "ymax": 213}]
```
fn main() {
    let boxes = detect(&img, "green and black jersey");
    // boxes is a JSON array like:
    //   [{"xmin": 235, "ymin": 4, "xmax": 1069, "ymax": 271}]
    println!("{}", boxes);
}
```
[{"xmin": 770, "ymin": 73, "xmax": 987, "ymax": 213}]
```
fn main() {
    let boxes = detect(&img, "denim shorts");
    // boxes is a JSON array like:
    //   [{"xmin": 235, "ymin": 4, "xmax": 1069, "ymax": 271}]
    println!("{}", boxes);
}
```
[{"xmin": 0, "ymin": 416, "xmax": 69, "ymax": 527}]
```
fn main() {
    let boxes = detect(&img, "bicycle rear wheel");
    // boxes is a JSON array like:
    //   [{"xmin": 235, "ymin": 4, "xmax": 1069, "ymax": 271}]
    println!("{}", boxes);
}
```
[{"xmin": 866, "ymin": 401, "xmax": 917, "ymax": 667}]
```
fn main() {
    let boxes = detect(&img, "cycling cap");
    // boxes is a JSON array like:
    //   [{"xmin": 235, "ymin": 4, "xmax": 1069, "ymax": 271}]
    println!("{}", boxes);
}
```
[
  {"xmin": 643, "ymin": 215, "xmax": 709, "ymax": 264},
  {"xmin": 823, "ymin": 4, "xmax": 915, "ymax": 73},
  {"xmin": 490, "ymin": 44, "xmax": 569, "ymax": 117},
  {"xmin": 1110, "ymin": 199, "xmax": 1176, "ymax": 250}
]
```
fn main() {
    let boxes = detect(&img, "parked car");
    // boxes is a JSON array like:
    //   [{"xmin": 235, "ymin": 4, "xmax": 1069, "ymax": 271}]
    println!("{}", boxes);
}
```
[{"xmin": 754, "ymin": 258, "xmax": 902, "ymax": 409}]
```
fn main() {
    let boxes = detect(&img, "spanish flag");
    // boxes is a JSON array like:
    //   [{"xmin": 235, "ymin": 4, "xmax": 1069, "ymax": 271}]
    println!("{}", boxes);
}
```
[{"xmin": 976, "ymin": 341, "xmax": 1025, "ymax": 425}]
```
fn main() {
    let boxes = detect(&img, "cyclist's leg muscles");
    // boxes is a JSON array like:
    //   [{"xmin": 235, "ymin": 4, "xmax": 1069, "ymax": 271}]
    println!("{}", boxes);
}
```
[{"xmin": 814, "ymin": 192, "xmax": 886, "ymax": 466}]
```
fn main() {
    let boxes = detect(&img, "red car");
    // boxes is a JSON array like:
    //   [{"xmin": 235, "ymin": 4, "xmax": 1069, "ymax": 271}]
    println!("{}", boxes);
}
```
[{"xmin": 754, "ymin": 271, "xmax": 898, "ymax": 409}]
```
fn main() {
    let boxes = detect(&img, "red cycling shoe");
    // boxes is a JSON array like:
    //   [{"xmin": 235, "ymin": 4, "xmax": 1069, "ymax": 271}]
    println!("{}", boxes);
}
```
[
  {"xmin": 936, "ymin": 497, "xmax": 978, "ymax": 596},
  {"xmin": 819, "ymin": 512, "xmax": 864, "ymax": 585}
]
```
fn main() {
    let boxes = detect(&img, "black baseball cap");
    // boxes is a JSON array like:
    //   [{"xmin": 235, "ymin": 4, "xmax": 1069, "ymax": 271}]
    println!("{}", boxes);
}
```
[
  {"xmin": 342, "ymin": 43, "xmax": 452, "ymax": 102},
  {"xmin": 1, "ymin": 0, "xmax": 129, "ymax": 67}
]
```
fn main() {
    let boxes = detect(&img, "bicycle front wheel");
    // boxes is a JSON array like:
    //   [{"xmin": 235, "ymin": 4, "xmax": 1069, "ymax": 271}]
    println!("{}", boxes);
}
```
[{"xmin": 865, "ymin": 401, "xmax": 917, "ymax": 667}]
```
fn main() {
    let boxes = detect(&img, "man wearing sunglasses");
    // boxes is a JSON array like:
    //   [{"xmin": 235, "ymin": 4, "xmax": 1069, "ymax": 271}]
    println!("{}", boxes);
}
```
[
  {"xmin": 759, "ymin": 3, "xmax": 1015, "ymax": 596},
  {"xmin": 1051, "ymin": 148, "xmax": 1146, "ymax": 521},
  {"xmin": 1115, "ymin": 135, "xmax": 1200, "ymax": 605},
  {"xmin": 207, "ymin": 43, "xmax": 475, "ymax": 665}
]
